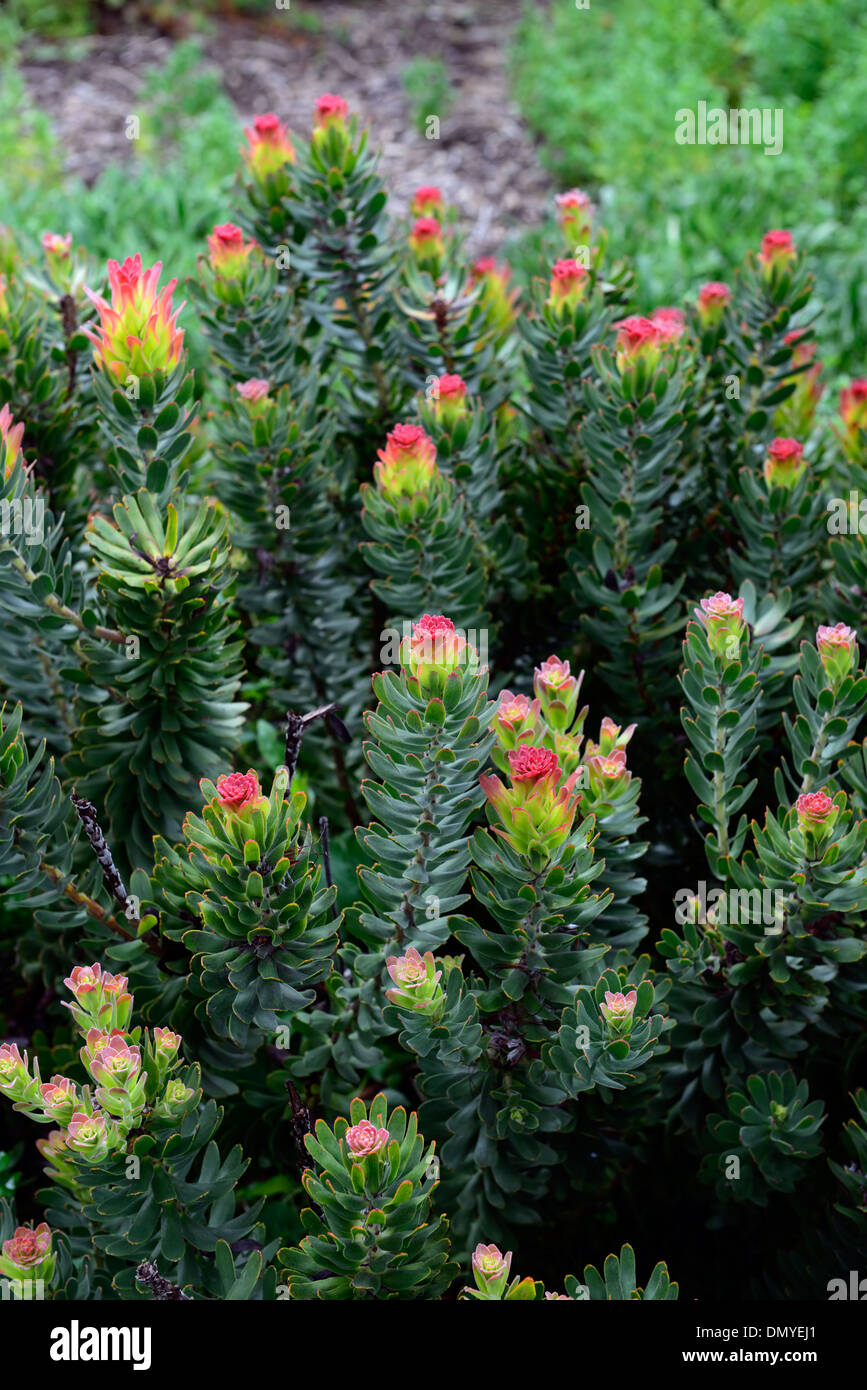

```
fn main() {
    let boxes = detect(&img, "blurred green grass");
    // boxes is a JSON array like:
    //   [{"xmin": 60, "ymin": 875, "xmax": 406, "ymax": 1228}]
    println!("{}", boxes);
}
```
[{"xmin": 509, "ymin": 0, "xmax": 867, "ymax": 375}]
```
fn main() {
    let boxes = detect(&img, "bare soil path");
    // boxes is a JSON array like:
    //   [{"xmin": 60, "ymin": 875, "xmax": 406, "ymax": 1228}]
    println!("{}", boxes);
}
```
[{"xmin": 19, "ymin": 0, "xmax": 553, "ymax": 255}]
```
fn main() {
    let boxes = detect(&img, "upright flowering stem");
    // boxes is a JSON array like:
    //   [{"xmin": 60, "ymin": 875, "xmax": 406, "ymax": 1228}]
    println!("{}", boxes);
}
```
[{"xmin": 680, "ymin": 592, "xmax": 763, "ymax": 880}]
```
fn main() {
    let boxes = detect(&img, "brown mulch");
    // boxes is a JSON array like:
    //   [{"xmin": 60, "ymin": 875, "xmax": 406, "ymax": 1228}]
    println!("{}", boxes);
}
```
[{"xmin": 17, "ymin": 0, "xmax": 554, "ymax": 255}]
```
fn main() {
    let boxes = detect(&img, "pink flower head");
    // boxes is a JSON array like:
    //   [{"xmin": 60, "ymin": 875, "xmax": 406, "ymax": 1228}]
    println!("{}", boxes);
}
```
[
  {"xmin": 242, "ymin": 112, "xmax": 295, "ymax": 183},
  {"xmin": 237, "ymin": 378, "xmax": 270, "ymax": 403},
  {"xmin": 555, "ymin": 188, "xmax": 595, "ymax": 247},
  {"xmin": 760, "ymin": 229, "xmax": 796, "ymax": 272},
  {"xmin": 387, "ymin": 945, "xmax": 438, "ymax": 990},
  {"xmin": 613, "ymin": 315, "xmax": 662, "ymax": 374},
  {"xmin": 1, "ymin": 1223, "xmax": 53, "ymax": 1278},
  {"xmin": 495, "ymin": 690, "xmax": 541, "ymax": 748},
  {"xmin": 795, "ymin": 790, "xmax": 836, "ymax": 824},
  {"xmin": 793, "ymin": 789, "xmax": 840, "ymax": 850},
  {"xmin": 470, "ymin": 1243, "xmax": 513, "ymax": 1297},
  {"xmin": 154, "ymin": 1026, "xmax": 182, "ymax": 1055},
  {"xmin": 64, "ymin": 962, "xmax": 103, "ymax": 1005},
  {"xmin": 65, "ymin": 1111, "xmax": 108, "ymax": 1159},
  {"xmin": 42, "ymin": 231, "xmax": 72, "ymax": 264},
  {"xmin": 600, "ymin": 988, "xmax": 638, "ymax": 1033},
  {"xmin": 411, "ymin": 185, "xmax": 444, "ymax": 218},
  {"xmin": 0, "ymin": 403, "xmax": 25, "ymax": 479},
  {"xmin": 0, "ymin": 1042, "xmax": 30, "ymax": 1094},
  {"xmin": 344, "ymin": 1118, "xmax": 390, "ymax": 1157},
  {"xmin": 375, "ymin": 422, "xmax": 438, "ymax": 501},
  {"xmin": 816, "ymin": 623, "xmax": 858, "ymax": 689},
  {"xmin": 401, "ymin": 613, "xmax": 474, "ymax": 685},
  {"xmin": 215, "ymin": 770, "xmax": 267, "ymax": 814},
  {"xmin": 236, "ymin": 378, "xmax": 272, "ymax": 418},
  {"xmin": 696, "ymin": 592, "xmax": 746, "ymax": 660},
  {"xmin": 473, "ymin": 1243, "xmax": 511, "ymax": 1280},
  {"xmin": 40, "ymin": 1075, "xmax": 77, "ymax": 1121},
  {"xmin": 385, "ymin": 946, "xmax": 443, "ymax": 1015},
  {"xmin": 696, "ymin": 281, "xmax": 731, "ymax": 327},
  {"xmin": 87, "ymin": 1032, "xmax": 141, "ymax": 1087},
  {"xmin": 314, "ymin": 93, "xmax": 349, "ymax": 131},
  {"xmin": 508, "ymin": 743, "xmax": 559, "ymax": 786},
  {"xmin": 584, "ymin": 750, "xmax": 630, "ymax": 799},
  {"xmin": 816, "ymin": 622, "xmax": 856, "ymax": 653},
  {"xmin": 547, "ymin": 258, "xmax": 589, "ymax": 313},
  {"xmin": 206, "ymin": 222, "xmax": 255, "ymax": 278},
  {"xmin": 534, "ymin": 654, "xmax": 583, "ymax": 730},
  {"xmin": 764, "ymin": 436, "xmax": 806, "ymax": 490},
  {"xmin": 84, "ymin": 255, "xmax": 184, "ymax": 380},
  {"xmin": 650, "ymin": 306, "xmax": 685, "ymax": 343}
]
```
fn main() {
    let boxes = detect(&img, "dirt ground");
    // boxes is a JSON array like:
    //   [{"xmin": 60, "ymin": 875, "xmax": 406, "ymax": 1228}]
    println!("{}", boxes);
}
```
[{"xmin": 18, "ymin": 0, "xmax": 554, "ymax": 254}]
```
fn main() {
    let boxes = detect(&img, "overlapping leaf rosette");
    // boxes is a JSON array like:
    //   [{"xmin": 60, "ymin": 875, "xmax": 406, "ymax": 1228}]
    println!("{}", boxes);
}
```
[
  {"xmin": 145, "ymin": 766, "xmax": 338, "ymax": 1050},
  {"xmin": 278, "ymin": 1093, "xmax": 456, "ymax": 1299},
  {"xmin": 360, "ymin": 423, "xmax": 489, "ymax": 631},
  {"xmin": 66, "ymin": 491, "xmax": 247, "ymax": 875},
  {"xmin": 702, "ymin": 1070, "xmax": 825, "ymax": 1206}
]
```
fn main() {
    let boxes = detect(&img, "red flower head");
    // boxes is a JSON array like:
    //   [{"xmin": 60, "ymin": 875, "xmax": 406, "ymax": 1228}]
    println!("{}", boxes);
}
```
[
  {"xmin": 216, "ymin": 770, "xmax": 267, "ymax": 815},
  {"xmin": 84, "ymin": 255, "xmax": 185, "ymax": 380},
  {"xmin": 759, "ymin": 229, "xmax": 796, "ymax": 276},
  {"xmin": 764, "ymin": 436, "xmax": 806, "ymax": 490},
  {"xmin": 206, "ymin": 222, "xmax": 255, "ymax": 278},
  {"xmin": 314, "ymin": 93, "xmax": 349, "ymax": 130},
  {"xmin": 375, "ymin": 422, "xmax": 438, "ymax": 501},
  {"xmin": 430, "ymin": 372, "xmax": 468, "ymax": 424},
  {"xmin": 547, "ymin": 258, "xmax": 589, "ymax": 313},
  {"xmin": 409, "ymin": 216, "xmax": 445, "ymax": 273},
  {"xmin": 479, "ymin": 741, "xmax": 582, "ymax": 859},
  {"xmin": 411, "ymin": 185, "xmax": 444, "ymax": 218},
  {"xmin": 613, "ymin": 315, "xmax": 663, "ymax": 374},
  {"xmin": 650, "ymin": 306, "xmax": 685, "ymax": 343},
  {"xmin": 696, "ymin": 281, "xmax": 731, "ymax": 327},
  {"xmin": 555, "ymin": 188, "xmax": 595, "ymax": 247},
  {"xmin": 242, "ymin": 112, "xmax": 295, "ymax": 184}
]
